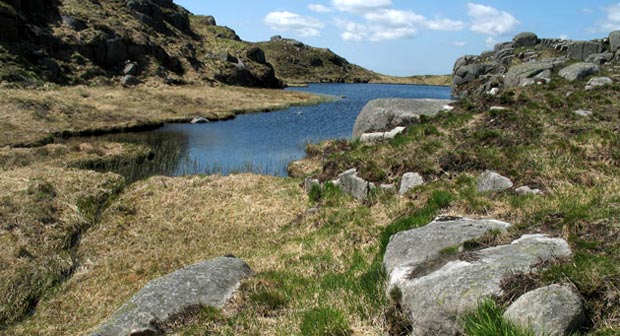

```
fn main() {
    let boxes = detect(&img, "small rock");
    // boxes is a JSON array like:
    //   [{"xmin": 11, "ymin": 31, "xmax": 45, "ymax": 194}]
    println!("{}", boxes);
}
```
[
  {"xmin": 504, "ymin": 284, "xmax": 586, "ymax": 336},
  {"xmin": 121, "ymin": 75, "xmax": 140, "ymax": 87},
  {"xmin": 489, "ymin": 106, "xmax": 508, "ymax": 111},
  {"xmin": 515, "ymin": 186, "xmax": 542, "ymax": 195},
  {"xmin": 360, "ymin": 132, "xmax": 385, "ymax": 143},
  {"xmin": 380, "ymin": 184, "xmax": 396, "ymax": 193},
  {"xmin": 123, "ymin": 62, "xmax": 139, "ymax": 76},
  {"xmin": 399, "ymin": 172, "xmax": 424, "ymax": 195},
  {"xmin": 574, "ymin": 109, "xmax": 593, "ymax": 117},
  {"xmin": 191, "ymin": 117, "xmax": 209, "ymax": 124},
  {"xmin": 585, "ymin": 77, "xmax": 612, "ymax": 91},
  {"xmin": 477, "ymin": 170, "xmax": 513, "ymax": 193},
  {"xmin": 487, "ymin": 87, "xmax": 500, "ymax": 95},
  {"xmin": 558, "ymin": 62, "xmax": 600, "ymax": 82},
  {"xmin": 385, "ymin": 126, "xmax": 406, "ymax": 139}
]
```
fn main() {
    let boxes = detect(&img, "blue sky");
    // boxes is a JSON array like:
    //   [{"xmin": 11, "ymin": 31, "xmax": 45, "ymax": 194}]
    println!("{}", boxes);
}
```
[{"xmin": 176, "ymin": 0, "xmax": 620, "ymax": 76}]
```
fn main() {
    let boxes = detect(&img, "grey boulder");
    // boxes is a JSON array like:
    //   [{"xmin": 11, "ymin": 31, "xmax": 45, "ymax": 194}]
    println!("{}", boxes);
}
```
[
  {"xmin": 515, "ymin": 186, "xmax": 542, "ymax": 195},
  {"xmin": 504, "ymin": 284, "xmax": 586, "ymax": 336},
  {"xmin": 585, "ymin": 52, "xmax": 614, "ymax": 65},
  {"xmin": 574, "ymin": 109, "xmax": 593, "ymax": 117},
  {"xmin": 398, "ymin": 172, "xmax": 424, "ymax": 195},
  {"xmin": 559, "ymin": 62, "xmax": 599, "ymax": 82},
  {"xmin": 384, "ymin": 217, "xmax": 511, "ymax": 287},
  {"xmin": 401, "ymin": 235, "xmax": 572, "ymax": 335},
  {"xmin": 92, "ymin": 256, "xmax": 252, "ymax": 336},
  {"xmin": 352, "ymin": 99, "xmax": 453, "ymax": 140},
  {"xmin": 567, "ymin": 41, "xmax": 603, "ymax": 60},
  {"xmin": 477, "ymin": 170, "xmax": 513, "ymax": 193},
  {"xmin": 504, "ymin": 62, "xmax": 557, "ymax": 88},
  {"xmin": 512, "ymin": 32, "xmax": 539, "ymax": 48}
]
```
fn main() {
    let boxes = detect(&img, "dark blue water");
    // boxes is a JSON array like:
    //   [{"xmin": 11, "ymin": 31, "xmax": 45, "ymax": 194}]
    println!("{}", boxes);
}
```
[{"xmin": 99, "ymin": 84, "xmax": 451, "ymax": 178}]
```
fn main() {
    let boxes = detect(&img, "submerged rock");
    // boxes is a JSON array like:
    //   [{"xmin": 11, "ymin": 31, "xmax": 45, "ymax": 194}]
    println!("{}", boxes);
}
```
[
  {"xmin": 504, "ymin": 284, "xmax": 586, "ymax": 336},
  {"xmin": 91, "ymin": 256, "xmax": 252, "ymax": 336}
]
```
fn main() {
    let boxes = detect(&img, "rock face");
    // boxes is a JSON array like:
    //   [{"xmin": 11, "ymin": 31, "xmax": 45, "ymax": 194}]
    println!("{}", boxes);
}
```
[
  {"xmin": 504, "ymin": 285, "xmax": 586, "ymax": 336},
  {"xmin": 92, "ymin": 256, "xmax": 252, "ymax": 336},
  {"xmin": 352, "ymin": 99, "xmax": 453, "ymax": 140},
  {"xmin": 504, "ymin": 62, "xmax": 558, "ymax": 88},
  {"xmin": 559, "ymin": 62, "xmax": 600, "ymax": 81},
  {"xmin": 335, "ymin": 168, "xmax": 375, "ymax": 200},
  {"xmin": 400, "ymin": 235, "xmax": 572, "ymax": 335},
  {"xmin": 567, "ymin": 41, "xmax": 603, "ymax": 60},
  {"xmin": 398, "ymin": 172, "xmax": 424, "ymax": 195},
  {"xmin": 610, "ymin": 31, "xmax": 620, "ymax": 52},
  {"xmin": 384, "ymin": 217, "xmax": 511, "ymax": 287},
  {"xmin": 477, "ymin": 170, "xmax": 513, "ymax": 193}
]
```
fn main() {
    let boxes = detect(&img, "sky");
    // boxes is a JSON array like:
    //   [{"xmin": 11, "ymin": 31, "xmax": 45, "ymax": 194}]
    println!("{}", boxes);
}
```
[{"xmin": 175, "ymin": 0, "xmax": 620, "ymax": 76}]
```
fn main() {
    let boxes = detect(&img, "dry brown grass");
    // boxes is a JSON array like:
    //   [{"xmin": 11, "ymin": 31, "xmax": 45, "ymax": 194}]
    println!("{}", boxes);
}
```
[
  {"xmin": 0, "ymin": 85, "xmax": 322, "ymax": 147},
  {"xmin": 0, "ymin": 166, "xmax": 124, "ymax": 327},
  {"xmin": 371, "ymin": 74, "xmax": 452, "ymax": 86},
  {"xmin": 2, "ymin": 172, "xmax": 409, "ymax": 335}
]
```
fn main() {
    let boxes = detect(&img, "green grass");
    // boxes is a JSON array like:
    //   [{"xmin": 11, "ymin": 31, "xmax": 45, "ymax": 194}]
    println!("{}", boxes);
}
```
[
  {"xmin": 300, "ymin": 307, "xmax": 351, "ymax": 336},
  {"xmin": 461, "ymin": 300, "xmax": 535, "ymax": 336}
]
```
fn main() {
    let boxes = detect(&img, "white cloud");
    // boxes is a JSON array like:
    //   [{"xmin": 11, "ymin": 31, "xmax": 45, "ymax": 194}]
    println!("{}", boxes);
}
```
[
  {"xmin": 331, "ymin": 0, "xmax": 391, "ymax": 13},
  {"xmin": 454, "ymin": 41, "xmax": 468, "ymax": 47},
  {"xmin": 264, "ymin": 11, "xmax": 324, "ymax": 37},
  {"xmin": 335, "ymin": 9, "xmax": 464, "ymax": 42},
  {"xmin": 308, "ymin": 4, "xmax": 333, "ymax": 13},
  {"xmin": 468, "ymin": 3, "xmax": 519, "ymax": 36},
  {"xmin": 591, "ymin": 3, "xmax": 620, "ymax": 32}
]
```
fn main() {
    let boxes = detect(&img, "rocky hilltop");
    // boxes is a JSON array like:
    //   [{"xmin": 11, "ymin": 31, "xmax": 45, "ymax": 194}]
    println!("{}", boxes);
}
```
[
  {"xmin": 0, "ymin": 0, "xmax": 384, "ymax": 88},
  {"xmin": 452, "ymin": 31, "xmax": 620, "ymax": 96},
  {"xmin": 258, "ymin": 35, "xmax": 380, "ymax": 85}
]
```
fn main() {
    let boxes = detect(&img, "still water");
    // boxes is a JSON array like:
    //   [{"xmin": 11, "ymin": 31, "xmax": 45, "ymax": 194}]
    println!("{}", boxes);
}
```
[{"xmin": 93, "ymin": 84, "xmax": 452, "ymax": 179}]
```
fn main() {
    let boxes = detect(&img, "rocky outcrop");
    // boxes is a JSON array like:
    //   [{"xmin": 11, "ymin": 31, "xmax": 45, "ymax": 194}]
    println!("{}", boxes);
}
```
[
  {"xmin": 92, "ymin": 256, "xmax": 251, "ymax": 336},
  {"xmin": 559, "ymin": 63, "xmax": 600, "ymax": 81},
  {"xmin": 398, "ymin": 234, "xmax": 572, "ymax": 335},
  {"xmin": 452, "ymin": 32, "xmax": 617, "ymax": 96},
  {"xmin": 477, "ymin": 170, "xmax": 513, "ymax": 193},
  {"xmin": 504, "ymin": 284, "xmax": 586, "ymax": 336},
  {"xmin": 384, "ymin": 217, "xmax": 511, "ymax": 287},
  {"xmin": 352, "ymin": 99, "xmax": 453, "ymax": 140}
]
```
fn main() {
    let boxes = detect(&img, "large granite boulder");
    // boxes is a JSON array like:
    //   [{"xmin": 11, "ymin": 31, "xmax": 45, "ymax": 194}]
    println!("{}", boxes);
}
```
[
  {"xmin": 477, "ymin": 170, "xmax": 513, "ymax": 193},
  {"xmin": 504, "ymin": 284, "xmax": 586, "ymax": 336},
  {"xmin": 400, "ymin": 235, "xmax": 572, "ymax": 335},
  {"xmin": 352, "ymin": 99, "xmax": 453, "ymax": 140},
  {"xmin": 559, "ymin": 62, "xmax": 600, "ymax": 81},
  {"xmin": 384, "ymin": 217, "xmax": 511, "ymax": 287},
  {"xmin": 91, "ymin": 256, "xmax": 252, "ymax": 336},
  {"xmin": 512, "ymin": 32, "xmax": 539, "ymax": 48},
  {"xmin": 567, "ymin": 41, "xmax": 603, "ymax": 61}
]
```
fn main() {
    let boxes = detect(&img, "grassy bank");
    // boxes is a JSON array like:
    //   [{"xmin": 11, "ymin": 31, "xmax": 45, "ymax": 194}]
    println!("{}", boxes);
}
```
[{"xmin": 0, "ymin": 85, "xmax": 325, "ymax": 148}]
